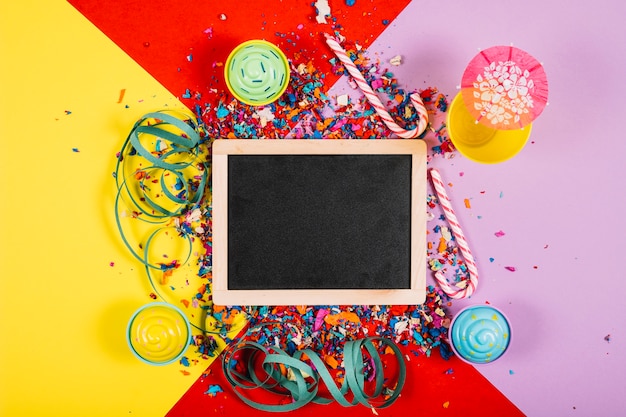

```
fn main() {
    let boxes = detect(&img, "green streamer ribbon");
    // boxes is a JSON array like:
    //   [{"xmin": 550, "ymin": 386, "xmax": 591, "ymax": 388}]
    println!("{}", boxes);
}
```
[
  {"xmin": 114, "ymin": 111, "xmax": 209, "ymax": 330},
  {"xmin": 222, "ymin": 336, "xmax": 406, "ymax": 412}
]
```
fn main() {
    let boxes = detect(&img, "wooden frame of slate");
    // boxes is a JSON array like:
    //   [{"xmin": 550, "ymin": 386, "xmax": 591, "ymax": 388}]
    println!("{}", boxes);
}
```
[{"xmin": 212, "ymin": 139, "xmax": 427, "ymax": 306}]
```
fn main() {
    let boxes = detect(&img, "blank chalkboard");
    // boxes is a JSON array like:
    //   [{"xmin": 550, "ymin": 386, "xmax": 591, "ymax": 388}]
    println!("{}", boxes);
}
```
[{"xmin": 212, "ymin": 139, "xmax": 426, "ymax": 306}]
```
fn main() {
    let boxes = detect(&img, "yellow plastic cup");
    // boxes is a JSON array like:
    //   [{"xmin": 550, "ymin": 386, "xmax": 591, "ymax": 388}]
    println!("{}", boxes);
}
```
[
  {"xmin": 447, "ymin": 92, "xmax": 532, "ymax": 164},
  {"xmin": 127, "ymin": 302, "xmax": 191, "ymax": 365}
]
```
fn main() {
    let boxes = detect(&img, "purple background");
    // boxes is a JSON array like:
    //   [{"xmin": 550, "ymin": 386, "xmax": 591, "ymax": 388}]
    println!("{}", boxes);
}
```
[{"xmin": 327, "ymin": 0, "xmax": 626, "ymax": 415}]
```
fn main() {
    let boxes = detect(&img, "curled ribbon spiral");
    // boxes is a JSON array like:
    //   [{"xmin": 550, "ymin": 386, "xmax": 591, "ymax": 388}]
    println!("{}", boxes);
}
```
[{"xmin": 222, "ymin": 336, "xmax": 406, "ymax": 412}]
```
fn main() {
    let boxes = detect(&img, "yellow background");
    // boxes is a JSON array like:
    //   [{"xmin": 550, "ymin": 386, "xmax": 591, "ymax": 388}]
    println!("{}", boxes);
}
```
[{"xmin": 0, "ymin": 1, "xmax": 214, "ymax": 415}]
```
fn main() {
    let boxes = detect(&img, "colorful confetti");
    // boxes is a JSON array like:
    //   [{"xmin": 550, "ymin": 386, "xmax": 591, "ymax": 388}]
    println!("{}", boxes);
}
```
[{"xmin": 114, "ymin": 17, "xmax": 467, "ymax": 371}]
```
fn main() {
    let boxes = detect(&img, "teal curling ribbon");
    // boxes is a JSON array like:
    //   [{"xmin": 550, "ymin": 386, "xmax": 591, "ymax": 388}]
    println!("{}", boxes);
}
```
[
  {"xmin": 114, "ymin": 111, "xmax": 209, "ymax": 320},
  {"xmin": 222, "ymin": 336, "xmax": 406, "ymax": 412}
]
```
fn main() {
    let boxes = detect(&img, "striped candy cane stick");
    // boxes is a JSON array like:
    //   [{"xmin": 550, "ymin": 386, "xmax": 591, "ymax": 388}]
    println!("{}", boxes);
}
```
[
  {"xmin": 324, "ymin": 34, "xmax": 428, "ymax": 139},
  {"xmin": 429, "ymin": 168, "xmax": 478, "ymax": 299}
]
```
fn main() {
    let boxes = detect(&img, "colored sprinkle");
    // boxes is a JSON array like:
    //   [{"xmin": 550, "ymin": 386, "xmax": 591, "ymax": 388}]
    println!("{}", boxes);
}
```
[
  {"xmin": 495, "ymin": 230, "xmax": 506, "ymax": 237},
  {"xmin": 505, "ymin": 266, "xmax": 516, "ymax": 272}
]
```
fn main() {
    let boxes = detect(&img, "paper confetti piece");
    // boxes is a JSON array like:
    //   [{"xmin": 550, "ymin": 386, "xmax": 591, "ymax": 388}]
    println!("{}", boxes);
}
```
[
  {"xmin": 315, "ymin": 0, "xmax": 331, "ymax": 23},
  {"xmin": 117, "ymin": 88, "xmax": 126, "ymax": 103},
  {"xmin": 464, "ymin": 198, "xmax": 471, "ymax": 208},
  {"xmin": 604, "ymin": 334, "xmax": 611, "ymax": 343},
  {"xmin": 389, "ymin": 55, "xmax": 402, "ymax": 66},
  {"xmin": 336, "ymin": 94, "xmax": 349, "ymax": 106},
  {"xmin": 437, "ymin": 237, "xmax": 447, "ymax": 253},
  {"xmin": 504, "ymin": 266, "xmax": 516, "ymax": 272},
  {"xmin": 495, "ymin": 230, "xmax": 506, "ymax": 237},
  {"xmin": 204, "ymin": 384, "xmax": 224, "ymax": 397},
  {"xmin": 443, "ymin": 401, "xmax": 450, "ymax": 408},
  {"xmin": 72, "ymin": 148, "xmax": 80, "ymax": 152},
  {"xmin": 440, "ymin": 226, "xmax": 452, "ymax": 241}
]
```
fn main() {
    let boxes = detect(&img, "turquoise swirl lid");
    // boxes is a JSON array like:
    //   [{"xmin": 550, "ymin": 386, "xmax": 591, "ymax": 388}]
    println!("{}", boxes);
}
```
[
  {"xmin": 224, "ymin": 40, "xmax": 290, "ymax": 106},
  {"xmin": 449, "ymin": 305, "xmax": 511, "ymax": 364}
]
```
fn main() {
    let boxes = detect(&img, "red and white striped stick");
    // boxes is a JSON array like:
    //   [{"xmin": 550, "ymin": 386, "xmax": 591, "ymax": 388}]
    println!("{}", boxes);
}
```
[
  {"xmin": 324, "ymin": 34, "xmax": 428, "ymax": 139},
  {"xmin": 429, "ymin": 168, "xmax": 478, "ymax": 299}
]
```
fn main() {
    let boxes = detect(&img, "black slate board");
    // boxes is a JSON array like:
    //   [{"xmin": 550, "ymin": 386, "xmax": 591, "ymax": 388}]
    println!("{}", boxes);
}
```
[{"xmin": 227, "ymin": 154, "xmax": 412, "ymax": 290}]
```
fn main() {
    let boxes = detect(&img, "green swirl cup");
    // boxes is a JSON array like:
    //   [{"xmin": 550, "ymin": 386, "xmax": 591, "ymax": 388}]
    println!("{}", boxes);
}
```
[{"xmin": 224, "ymin": 40, "xmax": 290, "ymax": 106}]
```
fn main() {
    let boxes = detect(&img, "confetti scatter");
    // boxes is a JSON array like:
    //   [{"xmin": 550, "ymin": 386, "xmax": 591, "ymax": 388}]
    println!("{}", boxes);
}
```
[
  {"xmin": 213, "ymin": 285, "xmax": 453, "ymax": 368},
  {"xmin": 114, "ymin": 20, "xmax": 463, "ymax": 367}
]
